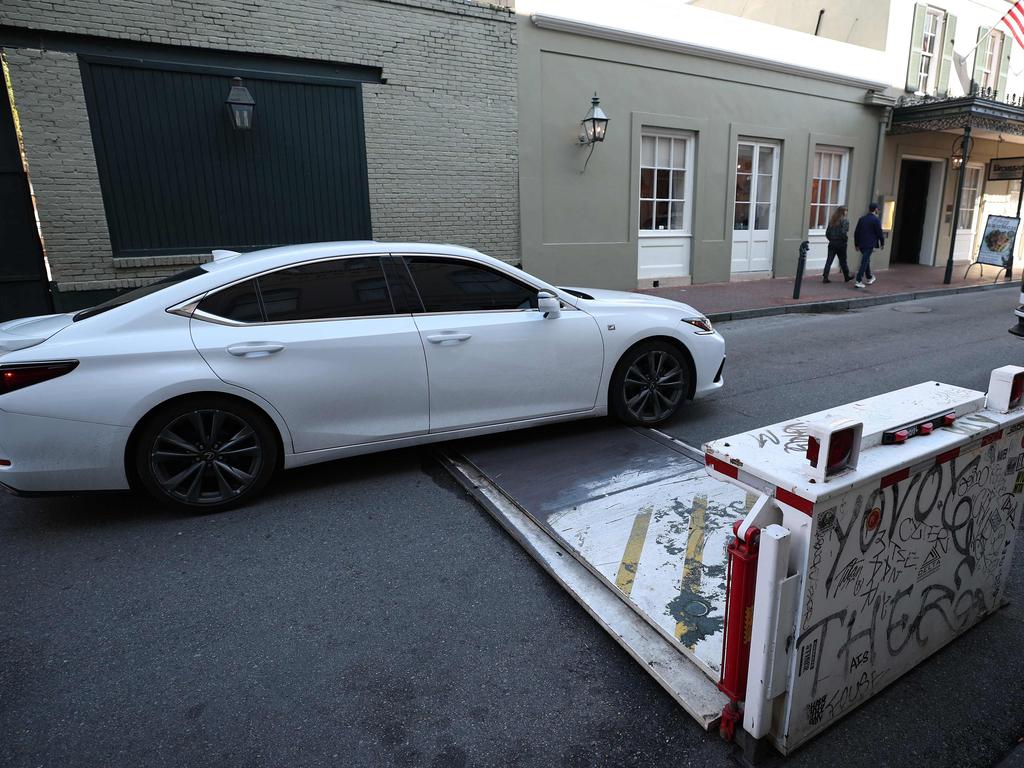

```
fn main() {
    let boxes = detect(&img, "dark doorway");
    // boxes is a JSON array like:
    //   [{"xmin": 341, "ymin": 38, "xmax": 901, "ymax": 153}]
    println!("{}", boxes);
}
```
[
  {"xmin": 891, "ymin": 160, "xmax": 932, "ymax": 264},
  {"xmin": 0, "ymin": 71, "xmax": 53, "ymax": 321}
]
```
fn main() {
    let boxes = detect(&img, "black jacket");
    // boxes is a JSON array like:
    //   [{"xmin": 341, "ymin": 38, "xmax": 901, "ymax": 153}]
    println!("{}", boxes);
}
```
[
  {"xmin": 825, "ymin": 218, "xmax": 849, "ymax": 245},
  {"xmin": 854, "ymin": 213, "xmax": 884, "ymax": 251}
]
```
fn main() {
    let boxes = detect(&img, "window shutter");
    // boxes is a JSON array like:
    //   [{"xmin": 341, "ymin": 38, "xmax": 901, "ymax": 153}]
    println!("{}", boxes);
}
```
[
  {"xmin": 998, "ymin": 33, "xmax": 1013, "ymax": 97},
  {"xmin": 937, "ymin": 13, "xmax": 957, "ymax": 95},
  {"xmin": 907, "ymin": 3, "xmax": 928, "ymax": 92},
  {"xmin": 973, "ymin": 26, "xmax": 991, "ymax": 88}
]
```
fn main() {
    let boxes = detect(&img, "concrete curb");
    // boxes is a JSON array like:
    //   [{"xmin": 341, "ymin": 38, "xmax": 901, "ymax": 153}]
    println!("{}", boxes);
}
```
[{"xmin": 706, "ymin": 280, "xmax": 1017, "ymax": 324}]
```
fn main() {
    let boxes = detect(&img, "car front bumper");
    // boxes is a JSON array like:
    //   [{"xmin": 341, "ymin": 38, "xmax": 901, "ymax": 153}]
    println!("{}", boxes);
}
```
[{"xmin": 689, "ymin": 332, "xmax": 725, "ymax": 399}]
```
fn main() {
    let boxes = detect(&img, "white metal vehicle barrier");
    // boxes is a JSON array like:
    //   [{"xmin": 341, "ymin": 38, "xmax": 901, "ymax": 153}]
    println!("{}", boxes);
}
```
[
  {"xmin": 441, "ymin": 366, "xmax": 1024, "ymax": 756},
  {"xmin": 706, "ymin": 367, "xmax": 1024, "ymax": 753}
]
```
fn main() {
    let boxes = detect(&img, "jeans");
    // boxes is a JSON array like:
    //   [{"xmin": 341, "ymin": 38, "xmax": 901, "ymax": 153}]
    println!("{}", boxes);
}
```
[
  {"xmin": 823, "ymin": 242, "xmax": 850, "ymax": 279},
  {"xmin": 856, "ymin": 248, "xmax": 874, "ymax": 282}
]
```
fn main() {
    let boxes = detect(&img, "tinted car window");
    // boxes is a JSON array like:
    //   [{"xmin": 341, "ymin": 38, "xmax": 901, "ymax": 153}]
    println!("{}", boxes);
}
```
[
  {"xmin": 197, "ymin": 279, "xmax": 264, "ymax": 322},
  {"xmin": 405, "ymin": 257, "xmax": 537, "ymax": 313},
  {"xmin": 73, "ymin": 266, "xmax": 209, "ymax": 322},
  {"xmin": 258, "ymin": 257, "xmax": 394, "ymax": 322}
]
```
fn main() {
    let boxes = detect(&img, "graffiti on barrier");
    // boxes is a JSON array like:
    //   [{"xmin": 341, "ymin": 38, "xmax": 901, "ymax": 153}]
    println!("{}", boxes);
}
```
[{"xmin": 790, "ymin": 435, "xmax": 1020, "ymax": 737}]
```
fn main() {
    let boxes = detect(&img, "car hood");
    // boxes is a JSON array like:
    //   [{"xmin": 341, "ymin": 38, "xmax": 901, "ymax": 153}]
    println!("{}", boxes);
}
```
[
  {"xmin": 560, "ymin": 286, "xmax": 700, "ymax": 313},
  {"xmin": 0, "ymin": 312, "xmax": 76, "ymax": 355}
]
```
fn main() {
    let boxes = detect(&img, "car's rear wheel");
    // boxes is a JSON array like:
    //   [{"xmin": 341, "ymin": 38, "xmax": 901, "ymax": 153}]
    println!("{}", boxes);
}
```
[
  {"xmin": 610, "ymin": 340, "xmax": 690, "ymax": 426},
  {"xmin": 134, "ymin": 397, "xmax": 278, "ymax": 512}
]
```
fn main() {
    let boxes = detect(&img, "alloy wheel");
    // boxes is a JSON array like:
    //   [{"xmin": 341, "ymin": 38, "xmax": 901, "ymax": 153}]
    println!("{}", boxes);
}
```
[
  {"xmin": 621, "ymin": 349, "xmax": 685, "ymax": 423},
  {"xmin": 149, "ymin": 409, "xmax": 263, "ymax": 506}
]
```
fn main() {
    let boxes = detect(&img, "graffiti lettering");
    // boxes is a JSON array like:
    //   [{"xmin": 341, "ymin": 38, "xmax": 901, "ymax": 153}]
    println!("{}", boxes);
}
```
[{"xmin": 794, "ymin": 432, "xmax": 1018, "ymax": 737}]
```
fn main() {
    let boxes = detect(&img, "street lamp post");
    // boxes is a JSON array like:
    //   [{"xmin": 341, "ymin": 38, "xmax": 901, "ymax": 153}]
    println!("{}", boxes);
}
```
[{"xmin": 944, "ymin": 126, "xmax": 973, "ymax": 285}]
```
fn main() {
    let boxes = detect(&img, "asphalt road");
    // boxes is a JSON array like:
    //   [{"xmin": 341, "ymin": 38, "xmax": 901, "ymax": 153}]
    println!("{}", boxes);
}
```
[{"xmin": 1, "ymin": 288, "xmax": 1022, "ymax": 767}]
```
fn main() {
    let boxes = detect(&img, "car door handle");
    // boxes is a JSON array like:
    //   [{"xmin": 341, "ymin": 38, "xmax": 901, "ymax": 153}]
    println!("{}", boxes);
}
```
[
  {"xmin": 226, "ymin": 342, "xmax": 285, "ymax": 358},
  {"xmin": 426, "ymin": 332, "xmax": 472, "ymax": 345}
]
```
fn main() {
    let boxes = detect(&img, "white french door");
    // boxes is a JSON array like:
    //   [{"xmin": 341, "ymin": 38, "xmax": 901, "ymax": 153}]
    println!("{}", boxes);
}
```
[
  {"xmin": 953, "ymin": 164, "xmax": 983, "ymax": 262},
  {"xmin": 731, "ymin": 140, "xmax": 780, "ymax": 274}
]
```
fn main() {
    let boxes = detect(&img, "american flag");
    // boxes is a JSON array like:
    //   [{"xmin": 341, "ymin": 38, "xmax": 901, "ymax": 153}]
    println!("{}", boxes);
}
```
[{"xmin": 1002, "ymin": 0, "xmax": 1024, "ymax": 49}]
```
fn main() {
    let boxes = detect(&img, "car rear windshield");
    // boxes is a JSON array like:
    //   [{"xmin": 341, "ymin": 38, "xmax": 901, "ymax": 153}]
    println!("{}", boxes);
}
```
[{"xmin": 73, "ymin": 266, "xmax": 210, "ymax": 321}]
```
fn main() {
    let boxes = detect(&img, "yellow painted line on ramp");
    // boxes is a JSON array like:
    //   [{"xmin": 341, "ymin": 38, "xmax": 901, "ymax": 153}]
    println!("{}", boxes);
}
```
[
  {"xmin": 675, "ymin": 494, "xmax": 707, "ymax": 646},
  {"xmin": 614, "ymin": 507, "xmax": 652, "ymax": 596}
]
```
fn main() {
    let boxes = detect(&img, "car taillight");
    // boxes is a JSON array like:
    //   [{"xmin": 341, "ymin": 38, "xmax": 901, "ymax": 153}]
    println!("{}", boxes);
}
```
[{"xmin": 0, "ymin": 361, "xmax": 79, "ymax": 395}]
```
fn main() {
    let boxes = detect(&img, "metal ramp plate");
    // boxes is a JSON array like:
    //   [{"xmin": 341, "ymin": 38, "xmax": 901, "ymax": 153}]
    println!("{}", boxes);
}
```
[{"xmin": 442, "ymin": 422, "xmax": 755, "ymax": 726}]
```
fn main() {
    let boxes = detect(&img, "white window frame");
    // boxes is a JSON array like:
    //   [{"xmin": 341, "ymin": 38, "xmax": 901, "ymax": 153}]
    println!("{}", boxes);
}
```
[
  {"xmin": 638, "ymin": 131, "xmax": 695, "ymax": 238},
  {"xmin": 958, "ymin": 164, "xmax": 983, "ymax": 230},
  {"xmin": 807, "ymin": 146, "xmax": 850, "ymax": 233},
  {"xmin": 917, "ymin": 7, "xmax": 945, "ymax": 94},
  {"xmin": 981, "ymin": 30, "xmax": 1005, "ymax": 91}
]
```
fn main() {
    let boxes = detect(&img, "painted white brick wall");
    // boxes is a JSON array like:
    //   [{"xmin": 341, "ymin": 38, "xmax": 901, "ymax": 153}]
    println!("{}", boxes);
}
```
[
  {"xmin": 4, "ymin": 49, "xmax": 118, "ymax": 287},
  {"xmin": 1, "ymin": 0, "xmax": 519, "ymax": 292}
]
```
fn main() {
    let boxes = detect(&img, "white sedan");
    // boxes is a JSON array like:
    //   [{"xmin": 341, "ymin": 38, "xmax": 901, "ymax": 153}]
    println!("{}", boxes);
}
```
[{"xmin": 0, "ymin": 242, "xmax": 724, "ymax": 511}]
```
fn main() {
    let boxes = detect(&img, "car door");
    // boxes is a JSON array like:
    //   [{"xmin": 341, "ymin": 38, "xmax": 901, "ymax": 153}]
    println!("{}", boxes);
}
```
[
  {"xmin": 189, "ymin": 255, "xmax": 429, "ymax": 453},
  {"xmin": 398, "ymin": 254, "xmax": 604, "ymax": 432}
]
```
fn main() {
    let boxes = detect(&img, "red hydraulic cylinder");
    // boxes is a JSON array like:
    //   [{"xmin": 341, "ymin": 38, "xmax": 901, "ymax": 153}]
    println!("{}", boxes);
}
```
[{"xmin": 717, "ymin": 520, "xmax": 760, "ymax": 741}]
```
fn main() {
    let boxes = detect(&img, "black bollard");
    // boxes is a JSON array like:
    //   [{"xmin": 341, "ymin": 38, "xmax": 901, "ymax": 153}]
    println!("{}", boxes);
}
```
[
  {"xmin": 1009, "ymin": 267, "xmax": 1024, "ymax": 337},
  {"xmin": 793, "ymin": 240, "xmax": 810, "ymax": 300}
]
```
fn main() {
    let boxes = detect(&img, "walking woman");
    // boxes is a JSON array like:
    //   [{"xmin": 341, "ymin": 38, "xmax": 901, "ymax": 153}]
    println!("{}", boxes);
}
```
[{"xmin": 823, "ymin": 206, "xmax": 852, "ymax": 283}]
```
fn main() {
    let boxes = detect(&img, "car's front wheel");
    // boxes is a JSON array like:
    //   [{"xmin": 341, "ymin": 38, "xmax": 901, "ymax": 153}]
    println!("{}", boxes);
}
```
[
  {"xmin": 610, "ymin": 340, "xmax": 691, "ymax": 426},
  {"xmin": 134, "ymin": 397, "xmax": 278, "ymax": 512}
]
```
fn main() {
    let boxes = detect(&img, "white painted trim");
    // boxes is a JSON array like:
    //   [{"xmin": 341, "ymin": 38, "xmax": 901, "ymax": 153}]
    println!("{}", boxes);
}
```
[
  {"xmin": 732, "ymin": 139, "xmax": 781, "ymax": 274},
  {"xmin": 530, "ymin": 13, "xmax": 889, "ymax": 91},
  {"xmin": 638, "ymin": 128, "xmax": 695, "ymax": 236},
  {"xmin": 808, "ymin": 146, "xmax": 851, "ymax": 234}
]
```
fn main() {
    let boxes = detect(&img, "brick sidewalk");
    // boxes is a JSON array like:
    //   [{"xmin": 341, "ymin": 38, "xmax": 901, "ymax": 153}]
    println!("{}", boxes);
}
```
[{"xmin": 642, "ymin": 263, "xmax": 1018, "ymax": 320}]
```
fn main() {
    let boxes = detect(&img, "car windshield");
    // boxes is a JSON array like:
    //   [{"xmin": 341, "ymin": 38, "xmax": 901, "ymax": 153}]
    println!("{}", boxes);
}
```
[{"xmin": 73, "ymin": 266, "xmax": 210, "ymax": 321}]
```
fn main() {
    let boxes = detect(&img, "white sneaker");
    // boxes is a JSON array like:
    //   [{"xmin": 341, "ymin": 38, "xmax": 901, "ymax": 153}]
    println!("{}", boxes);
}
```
[
  {"xmin": 866, "ymin": 276, "xmax": 876, "ymax": 285},
  {"xmin": 855, "ymin": 281, "xmax": 866, "ymax": 288}
]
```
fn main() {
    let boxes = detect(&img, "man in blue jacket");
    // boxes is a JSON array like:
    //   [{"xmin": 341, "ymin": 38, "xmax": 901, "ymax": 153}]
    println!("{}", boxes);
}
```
[{"xmin": 853, "ymin": 203, "xmax": 885, "ymax": 288}]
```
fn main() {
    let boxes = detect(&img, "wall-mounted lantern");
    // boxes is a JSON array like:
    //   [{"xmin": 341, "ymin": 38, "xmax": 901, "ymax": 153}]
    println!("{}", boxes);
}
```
[
  {"xmin": 950, "ymin": 132, "xmax": 973, "ymax": 170},
  {"xmin": 226, "ymin": 77, "xmax": 255, "ymax": 131},
  {"xmin": 578, "ymin": 92, "xmax": 609, "ymax": 145}
]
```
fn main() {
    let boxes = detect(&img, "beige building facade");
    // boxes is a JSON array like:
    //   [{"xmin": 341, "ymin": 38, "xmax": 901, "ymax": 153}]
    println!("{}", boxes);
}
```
[
  {"xmin": 691, "ymin": 0, "xmax": 891, "ymax": 50},
  {"xmin": 517, "ymin": 0, "xmax": 1024, "ymax": 290}
]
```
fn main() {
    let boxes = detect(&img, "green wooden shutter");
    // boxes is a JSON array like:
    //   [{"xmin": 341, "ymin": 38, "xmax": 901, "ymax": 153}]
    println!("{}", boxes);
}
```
[
  {"xmin": 998, "ymin": 32, "xmax": 1013, "ymax": 97},
  {"xmin": 907, "ymin": 3, "xmax": 927, "ymax": 92},
  {"xmin": 973, "ymin": 26, "xmax": 991, "ymax": 88},
  {"xmin": 937, "ymin": 13, "xmax": 957, "ymax": 95}
]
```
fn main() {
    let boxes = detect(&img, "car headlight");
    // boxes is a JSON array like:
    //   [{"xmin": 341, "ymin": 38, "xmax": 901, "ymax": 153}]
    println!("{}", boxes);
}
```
[{"xmin": 682, "ymin": 316, "xmax": 714, "ymax": 334}]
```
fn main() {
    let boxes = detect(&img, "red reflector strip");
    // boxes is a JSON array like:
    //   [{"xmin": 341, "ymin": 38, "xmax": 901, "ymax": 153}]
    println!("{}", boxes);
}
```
[
  {"xmin": 775, "ymin": 486, "xmax": 814, "ymax": 516},
  {"xmin": 936, "ymin": 448, "xmax": 960, "ymax": 465},
  {"xmin": 706, "ymin": 454, "xmax": 739, "ymax": 479},
  {"xmin": 981, "ymin": 430, "xmax": 1004, "ymax": 447},
  {"xmin": 881, "ymin": 467, "xmax": 910, "ymax": 489},
  {"xmin": 0, "ymin": 459, "xmax": 9, "ymax": 467}
]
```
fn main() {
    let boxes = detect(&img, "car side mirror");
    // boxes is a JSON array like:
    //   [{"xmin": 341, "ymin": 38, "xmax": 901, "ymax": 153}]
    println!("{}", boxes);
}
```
[{"xmin": 537, "ymin": 291, "xmax": 561, "ymax": 318}]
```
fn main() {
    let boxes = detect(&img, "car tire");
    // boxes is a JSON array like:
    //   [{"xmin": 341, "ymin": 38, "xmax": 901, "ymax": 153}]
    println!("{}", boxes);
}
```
[
  {"xmin": 134, "ymin": 397, "xmax": 278, "ymax": 512},
  {"xmin": 610, "ymin": 340, "xmax": 691, "ymax": 426}
]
